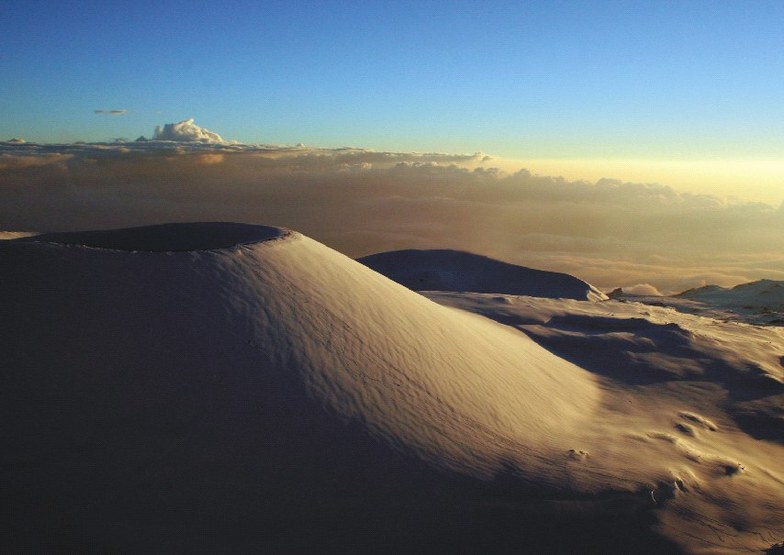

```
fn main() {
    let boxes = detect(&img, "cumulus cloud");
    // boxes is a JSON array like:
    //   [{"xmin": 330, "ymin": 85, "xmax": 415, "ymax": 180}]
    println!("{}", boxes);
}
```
[
  {"xmin": 152, "ymin": 118, "xmax": 225, "ymax": 143},
  {"xmin": 94, "ymin": 109, "xmax": 128, "ymax": 115},
  {"xmin": 1, "ymin": 141, "xmax": 783, "ymax": 294}
]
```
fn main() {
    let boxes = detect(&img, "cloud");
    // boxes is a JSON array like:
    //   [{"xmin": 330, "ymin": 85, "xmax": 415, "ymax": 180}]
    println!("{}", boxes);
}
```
[
  {"xmin": 152, "ymin": 118, "xmax": 225, "ymax": 143},
  {"xmin": 1, "ymin": 141, "xmax": 783, "ymax": 294},
  {"xmin": 194, "ymin": 153, "xmax": 225, "ymax": 165},
  {"xmin": 621, "ymin": 283, "xmax": 664, "ymax": 296},
  {"xmin": 94, "ymin": 109, "xmax": 128, "ymax": 115},
  {"xmin": 0, "ymin": 152, "xmax": 72, "ymax": 170}
]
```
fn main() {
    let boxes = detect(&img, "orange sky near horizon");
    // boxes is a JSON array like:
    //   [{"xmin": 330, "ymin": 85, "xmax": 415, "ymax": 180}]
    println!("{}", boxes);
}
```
[{"xmin": 496, "ymin": 158, "xmax": 784, "ymax": 207}]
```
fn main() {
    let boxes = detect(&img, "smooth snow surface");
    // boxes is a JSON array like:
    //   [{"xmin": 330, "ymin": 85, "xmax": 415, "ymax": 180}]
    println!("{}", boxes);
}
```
[
  {"xmin": 3, "ymin": 223, "xmax": 783, "ymax": 553},
  {"xmin": 359, "ymin": 249, "xmax": 607, "ymax": 301}
]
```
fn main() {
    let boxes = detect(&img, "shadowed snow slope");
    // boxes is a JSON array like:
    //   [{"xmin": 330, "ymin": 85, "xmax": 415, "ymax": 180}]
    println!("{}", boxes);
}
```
[
  {"xmin": 2, "ymin": 222, "xmax": 665, "ymax": 553},
  {"xmin": 358, "ymin": 249, "xmax": 607, "ymax": 301},
  {"xmin": 3, "ymin": 224, "xmax": 782, "ymax": 553}
]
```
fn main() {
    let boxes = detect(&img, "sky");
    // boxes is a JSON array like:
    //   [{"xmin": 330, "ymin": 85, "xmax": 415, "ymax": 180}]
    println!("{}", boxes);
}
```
[{"xmin": 1, "ymin": 1, "xmax": 783, "ymax": 199}]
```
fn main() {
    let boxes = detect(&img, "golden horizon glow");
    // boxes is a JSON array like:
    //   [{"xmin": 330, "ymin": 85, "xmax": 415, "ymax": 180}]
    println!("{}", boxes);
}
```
[{"xmin": 495, "ymin": 157, "xmax": 784, "ymax": 207}]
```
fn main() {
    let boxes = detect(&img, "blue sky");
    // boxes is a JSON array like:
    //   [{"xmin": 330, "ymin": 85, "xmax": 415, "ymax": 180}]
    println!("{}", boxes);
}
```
[{"xmin": 2, "ymin": 0, "xmax": 783, "ymax": 162}]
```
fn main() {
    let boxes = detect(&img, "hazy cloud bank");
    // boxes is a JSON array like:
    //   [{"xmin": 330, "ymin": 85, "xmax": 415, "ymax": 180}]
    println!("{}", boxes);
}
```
[{"xmin": 2, "ymin": 141, "xmax": 782, "ymax": 293}]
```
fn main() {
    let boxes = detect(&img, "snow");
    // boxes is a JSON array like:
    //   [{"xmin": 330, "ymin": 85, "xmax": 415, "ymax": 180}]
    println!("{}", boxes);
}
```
[
  {"xmin": 359, "ymin": 249, "xmax": 607, "ymax": 301},
  {"xmin": 30, "ymin": 221, "xmax": 286, "ymax": 251},
  {"xmin": 426, "ymin": 290, "xmax": 784, "ymax": 552},
  {"xmin": 2, "ymin": 223, "xmax": 783, "ymax": 553},
  {"xmin": 612, "ymin": 279, "xmax": 784, "ymax": 326},
  {"xmin": 679, "ymin": 279, "xmax": 784, "ymax": 311}
]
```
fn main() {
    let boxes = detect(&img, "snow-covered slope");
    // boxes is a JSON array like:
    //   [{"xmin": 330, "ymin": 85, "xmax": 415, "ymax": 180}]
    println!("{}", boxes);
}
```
[
  {"xmin": 358, "ymin": 249, "xmax": 607, "ymax": 301},
  {"xmin": 1, "ymin": 223, "xmax": 609, "ymax": 552},
  {"xmin": 678, "ymin": 279, "xmax": 784, "ymax": 315},
  {"xmin": 427, "ymin": 290, "xmax": 784, "ymax": 553},
  {"xmin": 612, "ymin": 279, "xmax": 784, "ymax": 326},
  {"xmin": 2, "ymin": 223, "xmax": 783, "ymax": 553}
]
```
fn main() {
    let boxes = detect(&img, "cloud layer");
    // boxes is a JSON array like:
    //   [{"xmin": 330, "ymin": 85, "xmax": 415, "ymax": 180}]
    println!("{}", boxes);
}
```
[{"xmin": 1, "ymin": 140, "xmax": 782, "ymax": 293}]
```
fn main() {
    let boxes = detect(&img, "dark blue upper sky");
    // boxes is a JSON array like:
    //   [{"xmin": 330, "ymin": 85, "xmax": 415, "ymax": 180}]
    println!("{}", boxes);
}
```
[{"xmin": 2, "ymin": 0, "xmax": 783, "ymax": 161}]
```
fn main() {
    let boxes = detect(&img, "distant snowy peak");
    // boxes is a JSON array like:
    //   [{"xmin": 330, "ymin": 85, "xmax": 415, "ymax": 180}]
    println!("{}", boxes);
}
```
[
  {"xmin": 608, "ymin": 279, "xmax": 784, "ymax": 326},
  {"xmin": 732, "ymin": 279, "xmax": 784, "ymax": 294},
  {"xmin": 678, "ymin": 279, "xmax": 784, "ymax": 309},
  {"xmin": 152, "ymin": 118, "xmax": 225, "ymax": 143},
  {"xmin": 677, "ymin": 284, "xmax": 726, "ymax": 297},
  {"xmin": 358, "ymin": 249, "xmax": 607, "ymax": 301}
]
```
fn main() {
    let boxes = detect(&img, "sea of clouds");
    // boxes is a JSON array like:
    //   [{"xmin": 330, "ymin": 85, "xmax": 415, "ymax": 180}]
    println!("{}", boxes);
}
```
[{"xmin": 2, "ymin": 138, "xmax": 782, "ymax": 293}]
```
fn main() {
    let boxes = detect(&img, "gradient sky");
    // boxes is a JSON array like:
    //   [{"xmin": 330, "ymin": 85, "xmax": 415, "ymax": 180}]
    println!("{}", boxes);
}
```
[{"xmin": 2, "ymin": 1, "xmax": 783, "ymax": 200}]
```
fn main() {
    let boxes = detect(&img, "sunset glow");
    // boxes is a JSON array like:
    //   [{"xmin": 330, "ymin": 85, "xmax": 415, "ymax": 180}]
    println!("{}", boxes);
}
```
[{"xmin": 4, "ymin": 3, "xmax": 784, "ymax": 552}]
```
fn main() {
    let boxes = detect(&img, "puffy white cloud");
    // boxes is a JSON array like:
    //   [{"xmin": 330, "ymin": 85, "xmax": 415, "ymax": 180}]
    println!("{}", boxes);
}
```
[{"xmin": 152, "ymin": 118, "xmax": 225, "ymax": 143}]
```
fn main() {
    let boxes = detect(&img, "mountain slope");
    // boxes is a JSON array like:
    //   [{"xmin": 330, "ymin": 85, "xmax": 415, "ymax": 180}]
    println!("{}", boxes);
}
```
[
  {"xmin": 678, "ymin": 279, "xmax": 784, "ymax": 311},
  {"xmin": 358, "ymin": 249, "xmax": 607, "ymax": 300},
  {"xmin": 1, "ymin": 223, "xmax": 620, "ymax": 552},
  {"xmin": 3, "ymin": 223, "xmax": 782, "ymax": 553}
]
